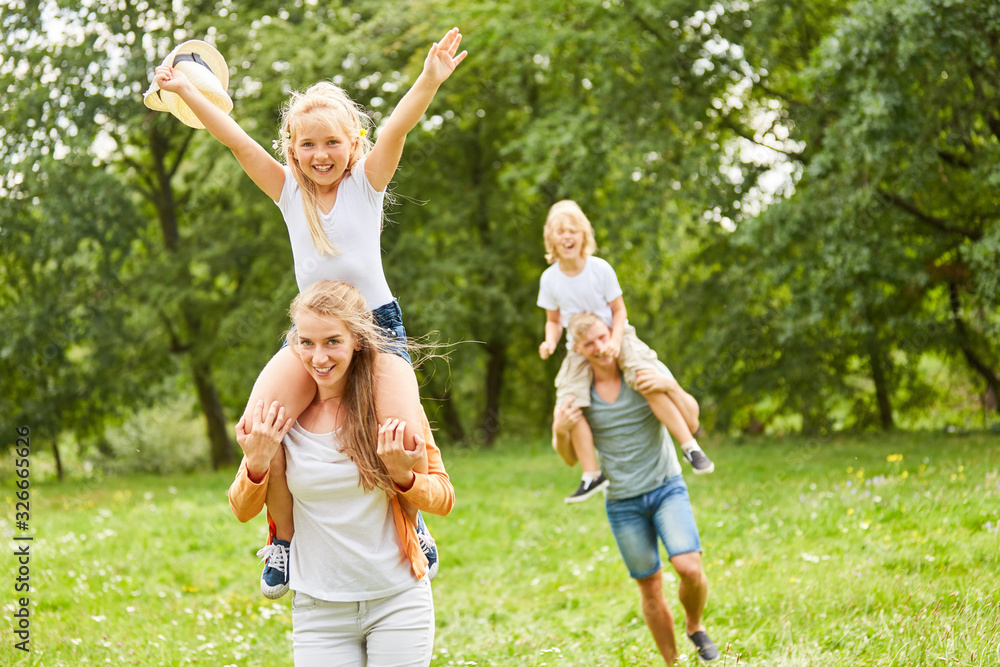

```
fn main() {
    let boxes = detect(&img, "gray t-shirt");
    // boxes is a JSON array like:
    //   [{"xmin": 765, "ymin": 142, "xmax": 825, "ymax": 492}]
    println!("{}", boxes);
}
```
[{"xmin": 583, "ymin": 368, "xmax": 683, "ymax": 500}]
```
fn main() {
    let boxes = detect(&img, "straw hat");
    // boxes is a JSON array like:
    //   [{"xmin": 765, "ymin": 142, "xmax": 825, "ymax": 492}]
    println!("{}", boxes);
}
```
[{"xmin": 143, "ymin": 40, "xmax": 233, "ymax": 129}]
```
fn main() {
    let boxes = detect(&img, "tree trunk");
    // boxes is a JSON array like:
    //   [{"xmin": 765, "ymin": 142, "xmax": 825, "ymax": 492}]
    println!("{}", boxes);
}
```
[
  {"xmin": 949, "ymin": 282, "xmax": 1000, "ymax": 414},
  {"xmin": 479, "ymin": 340, "xmax": 507, "ymax": 447},
  {"xmin": 150, "ymin": 131, "xmax": 236, "ymax": 466},
  {"xmin": 52, "ymin": 438, "xmax": 63, "ymax": 481},
  {"xmin": 189, "ymin": 357, "xmax": 234, "ymax": 469},
  {"xmin": 867, "ymin": 336, "xmax": 895, "ymax": 430}
]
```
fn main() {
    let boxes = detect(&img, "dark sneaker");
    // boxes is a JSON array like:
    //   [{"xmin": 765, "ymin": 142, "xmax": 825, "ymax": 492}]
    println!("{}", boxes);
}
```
[
  {"xmin": 416, "ymin": 512, "xmax": 439, "ymax": 581},
  {"xmin": 257, "ymin": 539, "xmax": 290, "ymax": 599},
  {"xmin": 688, "ymin": 630, "xmax": 719, "ymax": 662},
  {"xmin": 564, "ymin": 473, "xmax": 610, "ymax": 504},
  {"xmin": 684, "ymin": 448, "xmax": 715, "ymax": 475}
]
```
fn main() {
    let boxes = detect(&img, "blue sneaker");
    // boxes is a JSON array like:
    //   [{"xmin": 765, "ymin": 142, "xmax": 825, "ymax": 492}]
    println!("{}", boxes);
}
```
[
  {"xmin": 416, "ymin": 512, "xmax": 439, "ymax": 580},
  {"xmin": 256, "ymin": 538, "xmax": 290, "ymax": 599}
]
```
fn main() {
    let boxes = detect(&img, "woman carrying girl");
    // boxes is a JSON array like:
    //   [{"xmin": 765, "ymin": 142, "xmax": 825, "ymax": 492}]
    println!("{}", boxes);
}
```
[
  {"xmin": 230, "ymin": 280, "xmax": 454, "ymax": 666},
  {"xmin": 153, "ymin": 28, "xmax": 467, "ymax": 595}
]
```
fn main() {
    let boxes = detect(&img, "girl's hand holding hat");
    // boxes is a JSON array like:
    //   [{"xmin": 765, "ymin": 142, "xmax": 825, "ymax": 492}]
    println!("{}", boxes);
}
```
[{"xmin": 153, "ymin": 65, "xmax": 192, "ymax": 95}]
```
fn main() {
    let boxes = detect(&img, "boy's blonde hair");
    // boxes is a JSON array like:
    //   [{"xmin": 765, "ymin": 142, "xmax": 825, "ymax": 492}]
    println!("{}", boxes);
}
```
[
  {"xmin": 275, "ymin": 82, "xmax": 376, "ymax": 256},
  {"xmin": 543, "ymin": 200, "xmax": 598, "ymax": 264},
  {"xmin": 286, "ymin": 280, "xmax": 397, "ymax": 494}
]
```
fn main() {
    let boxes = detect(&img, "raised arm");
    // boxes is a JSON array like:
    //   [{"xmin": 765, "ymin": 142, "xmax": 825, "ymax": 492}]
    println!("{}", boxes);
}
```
[
  {"xmin": 539, "ymin": 308, "xmax": 563, "ymax": 359},
  {"xmin": 365, "ymin": 27, "xmax": 468, "ymax": 191},
  {"xmin": 153, "ymin": 66, "xmax": 285, "ymax": 201}
]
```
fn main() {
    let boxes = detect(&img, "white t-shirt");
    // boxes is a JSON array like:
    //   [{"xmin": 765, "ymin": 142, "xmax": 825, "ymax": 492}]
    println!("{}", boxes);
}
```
[
  {"xmin": 284, "ymin": 423, "xmax": 414, "ymax": 602},
  {"xmin": 276, "ymin": 158, "xmax": 394, "ymax": 309},
  {"xmin": 536, "ymin": 256, "xmax": 624, "ymax": 342}
]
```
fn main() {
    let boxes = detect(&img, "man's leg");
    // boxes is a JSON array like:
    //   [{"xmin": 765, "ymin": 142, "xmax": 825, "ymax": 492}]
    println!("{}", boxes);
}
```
[
  {"xmin": 636, "ymin": 570, "xmax": 679, "ymax": 665},
  {"xmin": 670, "ymin": 552, "xmax": 708, "ymax": 635},
  {"xmin": 606, "ymin": 491, "xmax": 677, "ymax": 664},
  {"xmin": 652, "ymin": 477, "xmax": 719, "ymax": 661}
]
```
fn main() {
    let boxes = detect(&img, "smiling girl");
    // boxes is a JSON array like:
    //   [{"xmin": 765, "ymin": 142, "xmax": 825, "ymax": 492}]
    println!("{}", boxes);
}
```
[{"xmin": 153, "ymin": 28, "xmax": 466, "ymax": 596}]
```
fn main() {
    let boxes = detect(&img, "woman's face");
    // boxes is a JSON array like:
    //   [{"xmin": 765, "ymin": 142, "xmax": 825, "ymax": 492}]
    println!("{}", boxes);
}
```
[{"xmin": 294, "ymin": 310, "xmax": 361, "ymax": 392}]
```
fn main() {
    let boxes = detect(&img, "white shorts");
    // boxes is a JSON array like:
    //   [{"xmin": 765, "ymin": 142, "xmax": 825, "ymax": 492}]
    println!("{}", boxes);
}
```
[{"xmin": 292, "ymin": 578, "xmax": 434, "ymax": 667}]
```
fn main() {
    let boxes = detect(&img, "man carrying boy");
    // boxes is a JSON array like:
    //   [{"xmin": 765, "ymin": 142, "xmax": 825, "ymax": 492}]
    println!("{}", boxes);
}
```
[
  {"xmin": 537, "ymin": 199, "xmax": 713, "ymax": 505},
  {"xmin": 553, "ymin": 311, "xmax": 720, "ymax": 664}
]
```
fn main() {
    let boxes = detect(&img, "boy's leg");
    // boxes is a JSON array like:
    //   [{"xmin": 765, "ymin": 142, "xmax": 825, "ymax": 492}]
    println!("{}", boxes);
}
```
[
  {"xmin": 620, "ymin": 328, "xmax": 713, "ymax": 474},
  {"xmin": 555, "ymin": 350, "xmax": 608, "ymax": 502},
  {"xmin": 564, "ymin": 416, "xmax": 609, "ymax": 503}
]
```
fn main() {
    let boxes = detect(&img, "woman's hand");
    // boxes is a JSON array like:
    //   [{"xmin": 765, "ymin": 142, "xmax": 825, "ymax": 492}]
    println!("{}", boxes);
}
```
[
  {"xmin": 236, "ymin": 400, "xmax": 294, "ymax": 479},
  {"xmin": 422, "ymin": 27, "xmax": 468, "ymax": 85},
  {"xmin": 377, "ymin": 418, "xmax": 427, "ymax": 491}
]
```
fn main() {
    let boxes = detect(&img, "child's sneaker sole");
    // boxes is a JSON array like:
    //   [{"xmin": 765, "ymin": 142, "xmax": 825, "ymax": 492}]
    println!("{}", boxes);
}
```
[{"xmin": 565, "ymin": 474, "xmax": 610, "ymax": 504}]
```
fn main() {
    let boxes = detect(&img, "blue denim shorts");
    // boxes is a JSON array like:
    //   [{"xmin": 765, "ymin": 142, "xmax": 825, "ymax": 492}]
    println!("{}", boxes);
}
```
[
  {"xmin": 370, "ymin": 299, "xmax": 412, "ymax": 365},
  {"xmin": 281, "ymin": 299, "xmax": 412, "ymax": 366},
  {"xmin": 604, "ymin": 475, "xmax": 701, "ymax": 579}
]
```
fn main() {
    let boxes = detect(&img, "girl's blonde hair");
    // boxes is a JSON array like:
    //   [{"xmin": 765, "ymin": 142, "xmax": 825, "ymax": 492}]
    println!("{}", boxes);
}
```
[
  {"xmin": 286, "ymin": 280, "xmax": 397, "ymax": 494},
  {"xmin": 543, "ymin": 200, "xmax": 598, "ymax": 264},
  {"xmin": 275, "ymin": 82, "xmax": 375, "ymax": 256}
]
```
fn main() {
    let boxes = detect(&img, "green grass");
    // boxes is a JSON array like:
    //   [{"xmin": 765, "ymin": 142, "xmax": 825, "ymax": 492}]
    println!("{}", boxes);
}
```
[{"xmin": 3, "ymin": 432, "xmax": 999, "ymax": 665}]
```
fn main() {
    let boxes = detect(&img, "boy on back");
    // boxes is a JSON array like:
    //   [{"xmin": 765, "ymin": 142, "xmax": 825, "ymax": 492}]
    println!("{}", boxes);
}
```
[{"xmin": 537, "ymin": 201, "xmax": 714, "ymax": 503}]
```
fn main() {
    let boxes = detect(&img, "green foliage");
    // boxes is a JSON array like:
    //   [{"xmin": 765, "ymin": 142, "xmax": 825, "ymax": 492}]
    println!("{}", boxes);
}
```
[
  {"xmin": 4, "ymin": 0, "xmax": 1000, "ymax": 470},
  {"xmin": 674, "ymin": 0, "xmax": 1000, "ymax": 433}
]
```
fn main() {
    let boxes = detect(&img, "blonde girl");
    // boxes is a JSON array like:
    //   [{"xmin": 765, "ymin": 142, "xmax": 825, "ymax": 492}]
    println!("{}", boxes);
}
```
[
  {"xmin": 229, "ymin": 280, "xmax": 454, "ymax": 666},
  {"xmin": 154, "ymin": 28, "xmax": 466, "ymax": 595}
]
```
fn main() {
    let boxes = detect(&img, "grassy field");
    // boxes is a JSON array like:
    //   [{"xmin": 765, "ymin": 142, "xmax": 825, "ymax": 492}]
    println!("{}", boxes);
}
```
[{"xmin": 3, "ymin": 431, "xmax": 999, "ymax": 666}]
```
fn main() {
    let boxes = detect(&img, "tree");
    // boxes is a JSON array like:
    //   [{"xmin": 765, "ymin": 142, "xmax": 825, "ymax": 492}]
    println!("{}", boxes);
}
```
[
  {"xmin": 675, "ymin": 0, "xmax": 1000, "ymax": 432},
  {"xmin": 1, "ymin": 1, "xmax": 303, "ymax": 468}
]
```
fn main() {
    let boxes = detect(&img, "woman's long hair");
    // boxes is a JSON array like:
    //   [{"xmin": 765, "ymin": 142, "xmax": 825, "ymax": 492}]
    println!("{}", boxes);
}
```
[{"xmin": 287, "ymin": 281, "xmax": 396, "ymax": 494}]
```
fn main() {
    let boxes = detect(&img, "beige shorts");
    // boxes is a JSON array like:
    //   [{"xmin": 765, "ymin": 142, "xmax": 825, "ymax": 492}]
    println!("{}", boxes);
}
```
[{"xmin": 554, "ymin": 324, "xmax": 660, "ymax": 408}]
